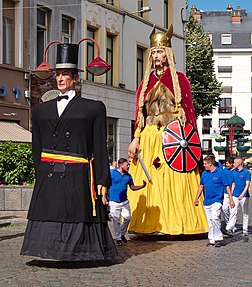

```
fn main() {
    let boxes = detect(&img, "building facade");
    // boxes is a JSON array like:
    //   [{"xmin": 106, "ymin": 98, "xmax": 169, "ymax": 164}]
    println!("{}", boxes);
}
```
[
  {"xmin": 1, "ymin": 0, "xmax": 187, "ymax": 162},
  {"xmin": 0, "ymin": 0, "xmax": 30, "ymax": 132},
  {"xmin": 191, "ymin": 4, "xmax": 252, "ymax": 161}
]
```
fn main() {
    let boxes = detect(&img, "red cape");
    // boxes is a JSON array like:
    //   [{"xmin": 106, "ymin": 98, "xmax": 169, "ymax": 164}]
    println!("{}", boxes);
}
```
[{"xmin": 134, "ymin": 68, "xmax": 197, "ymax": 130}]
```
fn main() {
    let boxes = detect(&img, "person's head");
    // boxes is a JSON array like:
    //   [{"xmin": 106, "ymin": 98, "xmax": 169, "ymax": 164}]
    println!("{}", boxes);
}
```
[
  {"xmin": 225, "ymin": 157, "xmax": 234, "ymax": 169},
  {"xmin": 111, "ymin": 161, "xmax": 117, "ymax": 168},
  {"xmin": 137, "ymin": 24, "xmax": 186, "ymax": 129},
  {"xmin": 234, "ymin": 157, "xmax": 243, "ymax": 170},
  {"xmin": 203, "ymin": 155, "xmax": 216, "ymax": 171},
  {"xmin": 117, "ymin": 158, "xmax": 129, "ymax": 173},
  {"xmin": 56, "ymin": 69, "xmax": 79, "ymax": 94},
  {"xmin": 55, "ymin": 43, "xmax": 81, "ymax": 93},
  {"xmin": 151, "ymin": 48, "xmax": 168, "ymax": 71}
]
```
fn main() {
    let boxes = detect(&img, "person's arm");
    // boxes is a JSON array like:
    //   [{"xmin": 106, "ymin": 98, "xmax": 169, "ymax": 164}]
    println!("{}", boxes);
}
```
[
  {"xmin": 130, "ymin": 180, "xmax": 147, "ymax": 191},
  {"xmin": 128, "ymin": 137, "xmax": 140, "ymax": 161},
  {"xmin": 238, "ymin": 180, "xmax": 251, "ymax": 200},
  {"xmin": 226, "ymin": 185, "xmax": 235, "ymax": 208},
  {"xmin": 194, "ymin": 184, "xmax": 204, "ymax": 206},
  {"xmin": 93, "ymin": 101, "xmax": 111, "ymax": 205}
]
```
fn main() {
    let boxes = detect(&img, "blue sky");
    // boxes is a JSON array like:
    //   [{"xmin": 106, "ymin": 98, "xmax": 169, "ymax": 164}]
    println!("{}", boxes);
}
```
[{"xmin": 188, "ymin": 0, "xmax": 252, "ymax": 12}]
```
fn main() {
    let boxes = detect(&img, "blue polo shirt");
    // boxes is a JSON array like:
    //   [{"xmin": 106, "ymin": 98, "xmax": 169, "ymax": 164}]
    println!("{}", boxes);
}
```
[
  {"xmin": 232, "ymin": 168, "xmax": 251, "ymax": 198},
  {"xmin": 108, "ymin": 169, "xmax": 134, "ymax": 203},
  {"xmin": 200, "ymin": 167, "xmax": 229, "ymax": 206},
  {"xmin": 223, "ymin": 167, "xmax": 234, "ymax": 194}
]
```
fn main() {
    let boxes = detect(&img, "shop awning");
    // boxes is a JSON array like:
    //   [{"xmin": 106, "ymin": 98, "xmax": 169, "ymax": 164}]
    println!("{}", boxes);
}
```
[{"xmin": 0, "ymin": 121, "xmax": 31, "ymax": 143}]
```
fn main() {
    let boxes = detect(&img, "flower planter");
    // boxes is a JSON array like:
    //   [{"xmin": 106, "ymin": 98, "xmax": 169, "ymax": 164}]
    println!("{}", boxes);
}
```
[
  {"xmin": 215, "ymin": 137, "xmax": 225, "ymax": 143},
  {"xmin": 237, "ymin": 146, "xmax": 250, "ymax": 152},
  {"xmin": 214, "ymin": 146, "xmax": 227, "ymax": 152}
]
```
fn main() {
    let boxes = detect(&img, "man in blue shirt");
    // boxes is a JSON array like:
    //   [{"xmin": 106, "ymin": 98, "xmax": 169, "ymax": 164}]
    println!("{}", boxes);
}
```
[
  {"xmin": 194, "ymin": 155, "xmax": 234, "ymax": 247},
  {"xmin": 109, "ymin": 158, "xmax": 146, "ymax": 245},
  {"xmin": 226, "ymin": 157, "xmax": 251, "ymax": 236},
  {"xmin": 222, "ymin": 157, "xmax": 235, "ymax": 234}
]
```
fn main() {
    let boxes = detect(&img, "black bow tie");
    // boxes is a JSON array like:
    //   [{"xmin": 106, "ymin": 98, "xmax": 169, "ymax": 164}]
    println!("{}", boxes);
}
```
[{"xmin": 57, "ymin": 95, "xmax": 69, "ymax": 101}]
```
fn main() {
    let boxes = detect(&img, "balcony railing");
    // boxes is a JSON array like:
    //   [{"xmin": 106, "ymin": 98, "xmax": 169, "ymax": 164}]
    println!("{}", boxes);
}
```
[{"xmin": 218, "ymin": 107, "xmax": 232, "ymax": 113}]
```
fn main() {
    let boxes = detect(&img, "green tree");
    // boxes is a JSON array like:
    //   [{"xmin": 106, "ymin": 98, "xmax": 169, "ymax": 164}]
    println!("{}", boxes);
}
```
[
  {"xmin": 186, "ymin": 15, "xmax": 221, "ymax": 118},
  {"xmin": 0, "ymin": 141, "xmax": 35, "ymax": 185}
]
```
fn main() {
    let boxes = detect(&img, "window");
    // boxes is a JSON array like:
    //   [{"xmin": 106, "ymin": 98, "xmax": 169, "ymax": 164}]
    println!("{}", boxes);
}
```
[
  {"xmin": 221, "ymin": 34, "xmax": 232, "ymax": 45},
  {"xmin": 106, "ymin": 34, "xmax": 113, "ymax": 86},
  {"xmin": 164, "ymin": 0, "xmax": 168, "ymax": 28},
  {"xmin": 137, "ymin": 47, "xmax": 144, "ymax": 88},
  {"xmin": 218, "ymin": 66, "xmax": 232, "ymax": 73},
  {"xmin": 131, "ymin": 120, "xmax": 135, "ymax": 141},
  {"xmin": 86, "ymin": 27, "xmax": 95, "ymax": 81},
  {"xmin": 221, "ymin": 86, "xmax": 232, "ymax": 93},
  {"xmin": 219, "ymin": 98, "xmax": 232, "ymax": 113},
  {"xmin": 251, "ymin": 34, "xmax": 252, "ymax": 45},
  {"xmin": 202, "ymin": 119, "xmax": 212, "ymax": 134},
  {"xmin": 3, "ymin": 0, "xmax": 15, "ymax": 65},
  {"xmin": 219, "ymin": 118, "xmax": 229, "ymax": 128},
  {"xmin": 37, "ymin": 7, "xmax": 48, "ymax": 66},
  {"xmin": 106, "ymin": 0, "xmax": 114, "ymax": 5},
  {"xmin": 107, "ymin": 118, "xmax": 117, "ymax": 163},
  {"xmin": 202, "ymin": 140, "xmax": 212, "ymax": 154},
  {"xmin": 62, "ymin": 17, "xmax": 72, "ymax": 43}
]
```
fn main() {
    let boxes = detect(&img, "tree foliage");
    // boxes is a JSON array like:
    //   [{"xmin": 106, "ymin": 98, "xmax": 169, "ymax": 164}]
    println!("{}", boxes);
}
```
[
  {"xmin": 186, "ymin": 15, "xmax": 222, "ymax": 118},
  {"xmin": 0, "ymin": 141, "xmax": 35, "ymax": 185}
]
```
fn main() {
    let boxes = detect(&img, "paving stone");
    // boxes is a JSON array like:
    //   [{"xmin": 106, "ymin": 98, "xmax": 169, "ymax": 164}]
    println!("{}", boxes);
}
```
[{"xmin": 0, "ymin": 203, "xmax": 252, "ymax": 286}]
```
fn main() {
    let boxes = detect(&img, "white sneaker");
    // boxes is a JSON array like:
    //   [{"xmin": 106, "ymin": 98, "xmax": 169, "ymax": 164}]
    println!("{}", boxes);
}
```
[{"xmin": 242, "ymin": 230, "xmax": 248, "ymax": 236}]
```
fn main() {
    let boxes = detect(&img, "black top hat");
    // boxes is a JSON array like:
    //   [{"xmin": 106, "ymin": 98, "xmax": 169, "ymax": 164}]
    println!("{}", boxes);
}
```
[{"xmin": 56, "ymin": 44, "xmax": 82, "ymax": 70}]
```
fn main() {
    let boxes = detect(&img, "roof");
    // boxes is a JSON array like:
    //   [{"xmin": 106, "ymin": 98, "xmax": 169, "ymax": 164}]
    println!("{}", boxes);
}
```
[
  {"xmin": 227, "ymin": 115, "xmax": 245, "ymax": 126},
  {"xmin": 0, "ymin": 121, "xmax": 32, "ymax": 143},
  {"xmin": 199, "ymin": 10, "xmax": 252, "ymax": 49}
]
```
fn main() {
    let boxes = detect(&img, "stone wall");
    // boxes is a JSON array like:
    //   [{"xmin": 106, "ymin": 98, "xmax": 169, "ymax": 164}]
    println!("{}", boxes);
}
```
[{"xmin": 0, "ymin": 186, "xmax": 33, "ymax": 218}]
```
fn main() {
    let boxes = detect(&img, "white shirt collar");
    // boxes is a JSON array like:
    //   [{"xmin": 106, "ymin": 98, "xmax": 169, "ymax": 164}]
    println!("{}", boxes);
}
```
[{"xmin": 59, "ymin": 90, "xmax": 76, "ymax": 101}]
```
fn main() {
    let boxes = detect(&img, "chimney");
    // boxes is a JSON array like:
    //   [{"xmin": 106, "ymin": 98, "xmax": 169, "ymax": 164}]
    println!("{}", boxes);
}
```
[
  {"xmin": 191, "ymin": 4, "xmax": 197, "ymax": 12},
  {"xmin": 194, "ymin": 10, "xmax": 202, "ymax": 20},
  {"xmin": 226, "ymin": 4, "xmax": 233, "ymax": 11},
  {"xmin": 232, "ymin": 6, "xmax": 242, "ymax": 23},
  {"xmin": 191, "ymin": 5, "xmax": 202, "ymax": 21}
]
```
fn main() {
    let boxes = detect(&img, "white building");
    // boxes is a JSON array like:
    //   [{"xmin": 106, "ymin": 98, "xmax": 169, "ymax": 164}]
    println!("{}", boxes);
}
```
[
  {"xmin": 28, "ymin": 0, "xmax": 187, "ymax": 163},
  {"xmin": 192, "ymin": 4, "xmax": 252, "ymax": 161}
]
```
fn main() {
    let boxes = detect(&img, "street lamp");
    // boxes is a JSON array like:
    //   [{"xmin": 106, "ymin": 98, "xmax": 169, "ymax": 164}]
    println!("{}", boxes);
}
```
[
  {"xmin": 34, "ymin": 40, "xmax": 63, "ymax": 80},
  {"xmin": 218, "ymin": 123, "xmax": 245, "ymax": 157},
  {"xmin": 34, "ymin": 38, "xmax": 110, "ymax": 79},
  {"xmin": 77, "ymin": 38, "xmax": 110, "ymax": 76}
]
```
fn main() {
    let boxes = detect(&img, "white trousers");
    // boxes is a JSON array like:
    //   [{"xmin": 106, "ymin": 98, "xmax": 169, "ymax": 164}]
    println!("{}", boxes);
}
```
[
  {"xmin": 204, "ymin": 202, "xmax": 223, "ymax": 244},
  {"xmin": 109, "ymin": 200, "xmax": 131, "ymax": 240},
  {"xmin": 226, "ymin": 196, "xmax": 249, "ymax": 232},
  {"xmin": 222, "ymin": 193, "xmax": 230, "ymax": 224}
]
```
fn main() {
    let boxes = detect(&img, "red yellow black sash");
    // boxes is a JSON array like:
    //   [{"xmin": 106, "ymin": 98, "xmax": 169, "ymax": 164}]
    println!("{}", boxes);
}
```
[{"xmin": 41, "ymin": 151, "xmax": 97, "ymax": 216}]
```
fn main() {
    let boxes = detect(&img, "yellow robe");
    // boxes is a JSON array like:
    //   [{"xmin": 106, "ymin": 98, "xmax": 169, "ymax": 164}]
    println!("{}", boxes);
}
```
[{"xmin": 128, "ymin": 124, "xmax": 208, "ymax": 235}]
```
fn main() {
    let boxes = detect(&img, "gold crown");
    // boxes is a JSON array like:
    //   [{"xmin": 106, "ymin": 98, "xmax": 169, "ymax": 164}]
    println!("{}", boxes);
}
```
[{"xmin": 149, "ymin": 24, "xmax": 173, "ymax": 48}]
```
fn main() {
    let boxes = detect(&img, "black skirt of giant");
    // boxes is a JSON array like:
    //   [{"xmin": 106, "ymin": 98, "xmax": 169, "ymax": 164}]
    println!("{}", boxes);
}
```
[{"xmin": 20, "ymin": 220, "xmax": 118, "ymax": 261}]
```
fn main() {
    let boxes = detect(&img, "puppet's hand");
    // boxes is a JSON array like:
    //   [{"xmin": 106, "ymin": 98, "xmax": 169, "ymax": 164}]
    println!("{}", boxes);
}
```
[
  {"xmin": 128, "ymin": 138, "xmax": 140, "ymax": 161},
  {"xmin": 97, "ymin": 185, "xmax": 108, "ymax": 205}
]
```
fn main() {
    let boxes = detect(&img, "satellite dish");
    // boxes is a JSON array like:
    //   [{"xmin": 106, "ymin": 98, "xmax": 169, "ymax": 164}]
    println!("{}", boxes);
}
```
[{"xmin": 41, "ymin": 90, "xmax": 59, "ymax": 102}]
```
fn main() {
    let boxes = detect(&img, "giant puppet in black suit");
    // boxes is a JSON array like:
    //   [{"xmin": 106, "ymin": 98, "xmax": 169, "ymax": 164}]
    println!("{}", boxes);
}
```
[{"xmin": 20, "ymin": 43, "xmax": 117, "ymax": 261}]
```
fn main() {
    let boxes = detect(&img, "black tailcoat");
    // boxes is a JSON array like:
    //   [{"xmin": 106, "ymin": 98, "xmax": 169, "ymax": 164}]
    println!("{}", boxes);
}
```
[{"xmin": 27, "ymin": 95, "xmax": 111, "ymax": 223}]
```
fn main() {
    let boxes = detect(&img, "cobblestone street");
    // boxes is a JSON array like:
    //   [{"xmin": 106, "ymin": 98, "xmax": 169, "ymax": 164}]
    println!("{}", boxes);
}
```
[{"xmin": 1, "ymin": 206, "xmax": 252, "ymax": 287}]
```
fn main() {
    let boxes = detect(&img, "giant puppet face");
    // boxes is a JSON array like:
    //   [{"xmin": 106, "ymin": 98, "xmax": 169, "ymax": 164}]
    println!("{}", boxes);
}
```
[
  {"xmin": 56, "ymin": 69, "xmax": 79, "ymax": 94},
  {"xmin": 151, "ymin": 48, "xmax": 167, "ymax": 70}
]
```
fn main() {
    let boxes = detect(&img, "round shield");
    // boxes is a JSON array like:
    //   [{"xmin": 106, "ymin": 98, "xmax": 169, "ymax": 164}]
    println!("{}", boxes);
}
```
[{"xmin": 162, "ymin": 120, "xmax": 201, "ymax": 172}]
